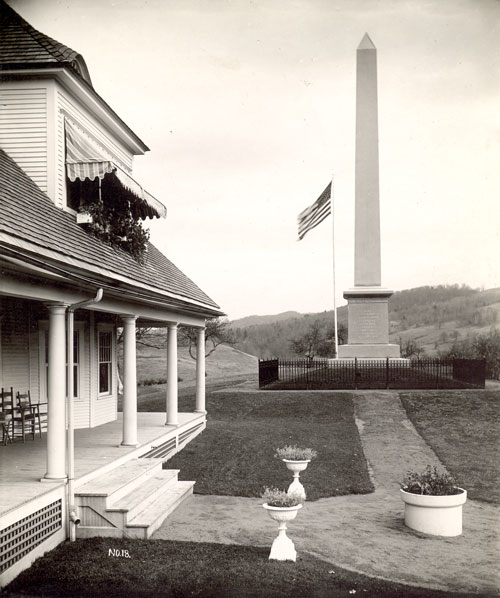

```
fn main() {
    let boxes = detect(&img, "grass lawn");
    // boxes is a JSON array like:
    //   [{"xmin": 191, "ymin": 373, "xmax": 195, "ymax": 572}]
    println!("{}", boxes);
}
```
[
  {"xmin": 4, "ymin": 538, "xmax": 488, "ymax": 598},
  {"xmin": 400, "ymin": 390, "xmax": 500, "ymax": 503},
  {"xmin": 166, "ymin": 391, "xmax": 373, "ymax": 500}
]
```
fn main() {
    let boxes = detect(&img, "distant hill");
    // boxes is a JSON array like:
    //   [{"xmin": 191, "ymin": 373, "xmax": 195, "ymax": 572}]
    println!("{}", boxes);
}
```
[
  {"xmin": 231, "ymin": 285, "xmax": 500, "ymax": 359},
  {"xmin": 231, "ymin": 311, "xmax": 302, "ymax": 329}
]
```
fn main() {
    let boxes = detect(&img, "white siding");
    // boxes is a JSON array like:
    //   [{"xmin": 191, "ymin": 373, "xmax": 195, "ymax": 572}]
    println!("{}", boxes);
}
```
[
  {"xmin": 93, "ymin": 394, "xmax": 117, "ymax": 427},
  {"xmin": 74, "ymin": 321, "xmax": 90, "ymax": 429},
  {"xmin": 55, "ymin": 87, "xmax": 135, "ymax": 210},
  {"xmin": 29, "ymin": 327, "xmax": 40, "ymax": 403},
  {"xmin": 1, "ymin": 308, "xmax": 30, "ymax": 393},
  {"xmin": 38, "ymin": 320, "xmax": 92, "ymax": 429},
  {"xmin": 0, "ymin": 86, "xmax": 48, "ymax": 192}
]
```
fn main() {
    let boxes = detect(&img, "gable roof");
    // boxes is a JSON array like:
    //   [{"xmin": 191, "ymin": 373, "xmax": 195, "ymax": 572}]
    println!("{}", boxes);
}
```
[
  {"xmin": 0, "ymin": 1, "xmax": 149, "ymax": 155},
  {"xmin": 0, "ymin": 0, "xmax": 92, "ymax": 84},
  {"xmin": 0, "ymin": 148, "xmax": 221, "ymax": 315}
]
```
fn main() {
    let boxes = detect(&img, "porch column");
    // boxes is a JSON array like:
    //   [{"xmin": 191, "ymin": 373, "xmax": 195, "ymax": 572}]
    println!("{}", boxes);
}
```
[
  {"xmin": 166, "ymin": 322, "xmax": 178, "ymax": 426},
  {"xmin": 195, "ymin": 327, "xmax": 206, "ymax": 413},
  {"xmin": 121, "ymin": 316, "xmax": 138, "ymax": 446},
  {"xmin": 44, "ymin": 304, "xmax": 67, "ymax": 481}
]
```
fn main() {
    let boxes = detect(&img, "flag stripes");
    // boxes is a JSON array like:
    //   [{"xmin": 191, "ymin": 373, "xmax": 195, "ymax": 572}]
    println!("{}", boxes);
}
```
[{"xmin": 297, "ymin": 181, "xmax": 331, "ymax": 240}]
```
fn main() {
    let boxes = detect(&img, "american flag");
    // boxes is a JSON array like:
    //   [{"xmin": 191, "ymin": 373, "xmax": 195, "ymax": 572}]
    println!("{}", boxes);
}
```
[{"xmin": 297, "ymin": 182, "xmax": 331, "ymax": 240}]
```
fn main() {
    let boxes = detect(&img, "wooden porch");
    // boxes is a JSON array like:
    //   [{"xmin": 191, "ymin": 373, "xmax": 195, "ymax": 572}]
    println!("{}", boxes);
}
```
[
  {"xmin": 0, "ymin": 411, "xmax": 205, "ymax": 587},
  {"xmin": 0, "ymin": 411, "xmax": 204, "ymax": 517}
]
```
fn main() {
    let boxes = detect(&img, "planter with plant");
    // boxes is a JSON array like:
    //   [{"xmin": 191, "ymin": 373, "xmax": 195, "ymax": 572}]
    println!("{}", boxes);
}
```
[
  {"xmin": 275, "ymin": 445, "xmax": 318, "ymax": 500},
  {"xmin": 262, "ymin": 487, "xmax": 303, "ymax": 561},
  {"xmin": 400, "ymin": 465, "xmax": 467, "ymax": 537}
]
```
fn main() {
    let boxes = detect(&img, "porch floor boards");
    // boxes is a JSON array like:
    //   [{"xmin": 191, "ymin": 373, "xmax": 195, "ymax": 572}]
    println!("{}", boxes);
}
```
[{"xmin": 0, "ymin": 412, "xmax": 202, "ymax": 517}]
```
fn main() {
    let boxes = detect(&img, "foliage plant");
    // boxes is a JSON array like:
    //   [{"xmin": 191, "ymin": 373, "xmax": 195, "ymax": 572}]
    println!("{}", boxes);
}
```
[
  {"xmin": 75, "ymin": 173, "xmax": 151, "ymax": 262},
  {"xmin": 401, "ymin": 465, "xmax": 462, "ymax": 496},
  {"xmin": 440, "ymin": 327, "xmax": 500, "ymax": 380},
  {"xmin": 262, "ymin": 487, "xmax": 303, "ymax": 507},
  {"xmin": 275, "ymin": 445, "xmax": 318, "ymax": 461}
]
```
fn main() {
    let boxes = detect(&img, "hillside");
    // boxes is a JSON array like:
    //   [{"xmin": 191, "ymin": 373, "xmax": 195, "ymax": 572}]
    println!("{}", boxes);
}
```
[
  {"xmin": 231, "ymin": 285, "xmax": 500, "ymax": 359},
  {"xmin": 122, "ymin": 335, "xmax": 258, "ymax": 387},
  {"xmin": 231, "ymin": 311, "xmax": 301, "ymax": 329}
]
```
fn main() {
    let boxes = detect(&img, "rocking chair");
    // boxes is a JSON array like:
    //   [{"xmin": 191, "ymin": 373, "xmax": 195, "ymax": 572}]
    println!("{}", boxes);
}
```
[
  {"xmin": 14, "ymin": 390, "xmax": 41, "ymax": 442},
  {"xmin": 0, "ymin": 387, "xmax": 14, "ymax": 445}
]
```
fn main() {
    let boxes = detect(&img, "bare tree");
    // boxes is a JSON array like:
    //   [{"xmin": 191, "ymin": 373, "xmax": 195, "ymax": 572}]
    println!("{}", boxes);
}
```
[
  {"xmin": 289, "ymin": 321, "xmax": 324, "ymax": 361},
  {"xmin": 290, "ymin": 320, "xmax": 347, "ymax": 360},
  {"xmin": 117, "ymin": 326, "xmax": 166, "ymax": 349},
  {"xmin": 399, "ymin": 337, "xmax": 426, "ymax": 359},
  {"xmin": 179, "ymin": 317, "xmax": 235, "ymax": 360}
]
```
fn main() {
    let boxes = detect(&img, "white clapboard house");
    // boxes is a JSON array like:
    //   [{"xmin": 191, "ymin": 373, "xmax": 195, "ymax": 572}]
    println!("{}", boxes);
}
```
[{"xmin": 0, "ymin": 0, "xmax": 223, "ymax": 586}]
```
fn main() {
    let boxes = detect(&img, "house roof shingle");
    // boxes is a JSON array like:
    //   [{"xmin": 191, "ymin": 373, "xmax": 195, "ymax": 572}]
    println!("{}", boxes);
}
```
[
  {"xmin": 0, "ymin": 148, "xmax": 221, "ymax": 314},
  {"xmin": 0, "ymin": 0, "xmax": 92, "ymax": 84}
]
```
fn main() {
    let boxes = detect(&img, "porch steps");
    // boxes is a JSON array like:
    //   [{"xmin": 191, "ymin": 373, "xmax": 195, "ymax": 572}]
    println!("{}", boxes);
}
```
[
  {"xmin": 126, "ymin": 481, "xmax": 194, "ymax": 539},
  {"xmin": 75, "ymin": 458, "xmax": 194, "ymax": 539}
]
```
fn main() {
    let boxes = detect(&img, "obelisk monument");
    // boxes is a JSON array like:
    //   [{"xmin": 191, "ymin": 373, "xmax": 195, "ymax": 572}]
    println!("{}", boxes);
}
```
[{"xmin": 338, "ymin": 34, "xmax": 400, "ymax": 358}]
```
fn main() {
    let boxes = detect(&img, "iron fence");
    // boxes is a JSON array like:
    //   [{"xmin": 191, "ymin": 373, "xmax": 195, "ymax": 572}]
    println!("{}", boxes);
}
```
[
  {"xmin": 258, "ymin": 358, "xmax": 279, "ymax": 387},
  {"xmin": 258, "ymin": 358, "xmax": 486, "ymax": 390}
]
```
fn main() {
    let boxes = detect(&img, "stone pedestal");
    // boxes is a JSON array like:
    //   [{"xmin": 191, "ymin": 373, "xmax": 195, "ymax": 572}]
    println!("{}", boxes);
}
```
[{"xmin": 338, "ymin": 287, "xmax": 400, "ymax": 358}]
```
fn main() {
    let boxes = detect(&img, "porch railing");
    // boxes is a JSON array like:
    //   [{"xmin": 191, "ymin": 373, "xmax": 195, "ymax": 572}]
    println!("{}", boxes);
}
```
[{"xmin": 258, "ymin": 358, "xmax": 486, "ymax": 390}]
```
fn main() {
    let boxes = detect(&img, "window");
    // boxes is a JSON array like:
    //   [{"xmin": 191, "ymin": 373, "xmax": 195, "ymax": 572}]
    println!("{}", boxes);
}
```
[
  {"xmin": 72, "ymin": 329, "xmax": 80, "ymax": 398},
  {"xmin": 40, "ymin": 323, "xmax": 82, "ymax": 400},
  {"xmin": 98, "ymin": 330, "xmax": 112, "ymax": 395},
  {"xmin": 66, "ymin": 177, "xmax": 100, "ymax": 212}
]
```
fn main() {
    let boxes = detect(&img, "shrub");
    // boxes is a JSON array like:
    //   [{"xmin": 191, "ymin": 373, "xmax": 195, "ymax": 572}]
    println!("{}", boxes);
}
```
[
  {"xmin": 262, "ymin": 487, "xmax": 302, "ymax": 507},
  {"xmin": 275, "ymin": 445, "xmax": 318, "ymax": 461},
  {"xmin": 401, "ymin": 465, "xmax": 462, "ymax": 496},
  {"xmin": 140, "ymin": 376, "xmax": 182, "ymax": 386}
]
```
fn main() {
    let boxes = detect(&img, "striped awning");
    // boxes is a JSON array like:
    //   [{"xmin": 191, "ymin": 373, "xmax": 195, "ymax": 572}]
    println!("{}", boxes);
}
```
[{"xmin": 65, "ymin": 119, "xmax": 166, "ymax": 219}]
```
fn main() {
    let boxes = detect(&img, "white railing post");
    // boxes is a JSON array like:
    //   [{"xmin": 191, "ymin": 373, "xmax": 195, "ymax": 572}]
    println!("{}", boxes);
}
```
[
  {"xmin": 121, "ymin": 315, "xmax": 138, "ymax": 446},
  {"xmin": 195, "ymin": 327, "xmax": 206, "ymax": 413},
  {"xmin": 166, "ymin": 322, "xmax": 178, "ymax": 426}
]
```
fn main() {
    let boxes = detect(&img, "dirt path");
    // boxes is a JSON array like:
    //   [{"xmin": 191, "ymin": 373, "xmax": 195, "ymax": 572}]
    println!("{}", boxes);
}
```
[{"xmin": 153, "ymin": 391, "xmax": 500, "ymax": 595}]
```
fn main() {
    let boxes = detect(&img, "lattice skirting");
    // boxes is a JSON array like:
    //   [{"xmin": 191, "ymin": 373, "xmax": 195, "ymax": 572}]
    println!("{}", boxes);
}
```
[{"xmin": 0, "ymin": 500, "xmax": 62, "ymax": 573}]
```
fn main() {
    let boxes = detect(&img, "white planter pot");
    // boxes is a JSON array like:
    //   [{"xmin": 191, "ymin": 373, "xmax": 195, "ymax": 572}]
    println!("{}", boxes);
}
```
[
  {"xmin": 263, "ymin": 503, "xmax": 302, "ymax": 561},
  {"xmin": 283, "ymin": 459, "xmax": 310, "ymax": 500},
  {"xmin": 76, "ymin": 212, "xmax": 93, "ymax": 224},
  {"xmin": 400, "ymin": 488, "xmax": 467, "ymax": 537}
]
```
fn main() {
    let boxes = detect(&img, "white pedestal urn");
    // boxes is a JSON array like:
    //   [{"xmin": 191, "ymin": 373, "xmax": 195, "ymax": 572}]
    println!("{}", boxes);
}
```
[
  {"xmin": 283, "ymin": 459, "xmax": 310, "ymax": 501},
  {"xmin": 262, "ymin": 503, "xmax": 302, "ymax": 561},
  {"xmin": 400, "ymin": 488, "xmax": 467, "ymax": 537}
]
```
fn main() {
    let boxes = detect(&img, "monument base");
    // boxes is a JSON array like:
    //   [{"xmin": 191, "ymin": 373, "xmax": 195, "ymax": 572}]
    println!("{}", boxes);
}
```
[
  {"xmin": 341, "ymin": 286, "xmax": 401, "ymax": 359},
  {"xmin": 338, "ymin": 343, "xmax": 401, "ymax": 359}
]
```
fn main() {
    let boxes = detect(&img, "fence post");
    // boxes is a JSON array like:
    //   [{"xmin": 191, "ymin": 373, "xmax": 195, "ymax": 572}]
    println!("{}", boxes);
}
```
[
  {"xmin": 354, "ymin": 357, "xmax": 358, "ymax": 390},
  {"xmin": 386, "ymin": 357, "xmax": 389, "ymax": 389}
]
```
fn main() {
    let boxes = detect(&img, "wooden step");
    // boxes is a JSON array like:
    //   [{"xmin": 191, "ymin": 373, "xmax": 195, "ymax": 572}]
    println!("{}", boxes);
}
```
[
  {"xmin": 76, "ymin": 458, "xmax": 163, "ymax": 504},
  {"xmin": 125, "ymin": 481, "xmax": 195, "ymax": 539},
  {"xmin": 106, "ymin": 469, "xmax": 179, "ymax": 524}
]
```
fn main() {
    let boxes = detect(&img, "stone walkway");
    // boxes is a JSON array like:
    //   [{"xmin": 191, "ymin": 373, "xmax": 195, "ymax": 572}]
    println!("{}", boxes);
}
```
[{"xmin": 152, "ymin": 392, "xmax": 500, "ymax": 595}]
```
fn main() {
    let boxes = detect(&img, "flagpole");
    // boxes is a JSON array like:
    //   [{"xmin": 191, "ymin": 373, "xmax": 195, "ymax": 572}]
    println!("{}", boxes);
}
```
[{"xmin": 331, "ymin": 176, "xmax": 339, "ymax": 358}]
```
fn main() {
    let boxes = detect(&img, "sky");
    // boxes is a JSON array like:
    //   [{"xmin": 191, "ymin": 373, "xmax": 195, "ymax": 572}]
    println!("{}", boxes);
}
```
[{"xmin": 9, "ymin": 0, "xmax": 500, "ymax": 320}]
